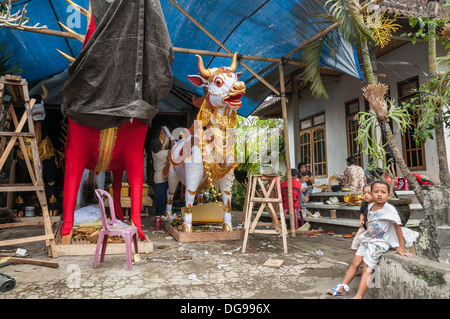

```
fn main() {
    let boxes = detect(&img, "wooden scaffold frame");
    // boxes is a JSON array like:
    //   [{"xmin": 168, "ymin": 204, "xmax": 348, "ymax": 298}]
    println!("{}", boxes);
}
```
[{"xmin": 0, "ymin": 75, "xmax": 57, "ymax": 258}]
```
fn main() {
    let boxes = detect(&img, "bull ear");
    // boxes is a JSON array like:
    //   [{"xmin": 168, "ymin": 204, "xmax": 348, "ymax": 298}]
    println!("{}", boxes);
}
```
[
  {"xmin": 187, "ymin": 75, "xmax": 209, "ymax": 87},
  {"xmin": 235, "ymin": 72, "xmax": 242, "ymax": 80}
]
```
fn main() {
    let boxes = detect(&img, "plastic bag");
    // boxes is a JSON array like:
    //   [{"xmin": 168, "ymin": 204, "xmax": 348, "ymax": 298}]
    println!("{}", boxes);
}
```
[
  {"xmin": 402, "ymin": 227, "xmax": 419, "ymax": 248},
  {"xmin": 74, "ymin": 204, "xmax": 102, "ymax": 225}
]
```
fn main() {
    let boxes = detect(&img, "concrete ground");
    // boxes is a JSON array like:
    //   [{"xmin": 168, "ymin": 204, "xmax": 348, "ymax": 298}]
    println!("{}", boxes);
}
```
[{"xmin": 0, "ymin": 211, "xmax": 369, "ymax": 303}]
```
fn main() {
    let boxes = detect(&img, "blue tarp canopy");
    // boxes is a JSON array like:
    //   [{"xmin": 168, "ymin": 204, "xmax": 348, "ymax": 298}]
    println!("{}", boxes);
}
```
[{"xmin": 1, "ymin": 0, "xmax": 363, "ymax": 117}]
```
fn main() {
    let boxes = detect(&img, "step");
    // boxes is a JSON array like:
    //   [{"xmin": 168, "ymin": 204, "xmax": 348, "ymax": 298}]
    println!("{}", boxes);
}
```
[
  {"xmin": 437, "ymin": 225, "xmax": 450, "ymax": 246},
  {"xmin": 311, "ymin": 190, "xmax": 422, "ymax": 205},
  {"xmin": 310, "ymin": 191, "xmax": 360, "ymax": 199},
  {"xmin": 304, "ymin": 202, "xmax": 425, "ymax": 219},
  {"xmin": 258, "ymin": 211, "xmax": 421, "ymax": 234},
  {"xmin": 303, "ymin": 216, "xmax": 421, "ymax": 234},
  {"xmin": 303, "ymin": 216, "xmax": 421, "ymax": 228}
]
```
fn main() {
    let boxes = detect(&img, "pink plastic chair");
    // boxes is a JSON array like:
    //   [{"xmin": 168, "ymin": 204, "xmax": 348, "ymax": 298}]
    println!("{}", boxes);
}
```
[
  {"xmin": 93, "ymin": 189, "xmax": 138, "ymax": 270},
  {"xmin": 281, "ymin": 186, "xmax": 304, "ymax": 230}
]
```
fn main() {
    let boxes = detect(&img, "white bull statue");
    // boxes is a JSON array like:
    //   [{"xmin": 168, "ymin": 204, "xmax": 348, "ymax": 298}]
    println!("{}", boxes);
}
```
[{"xmin": 163, "ymin": 53, "xmax": 246, "ymax": 232}]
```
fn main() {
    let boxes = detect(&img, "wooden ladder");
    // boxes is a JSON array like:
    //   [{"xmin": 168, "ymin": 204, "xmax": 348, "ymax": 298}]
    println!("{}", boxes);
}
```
[
  {"xmin": 242, "ymin": 174, "xmax": 288, "ymax": 254},
  {"xmin": 0, "ymin": 75, "xmax": 57, "ymax": 258}
]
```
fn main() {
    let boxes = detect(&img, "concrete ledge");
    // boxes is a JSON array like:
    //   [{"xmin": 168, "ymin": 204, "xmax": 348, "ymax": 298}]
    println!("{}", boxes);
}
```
[
  {"xmin": 303, "ymin": 216, "xmax": 421, "ymax": 228},
  {"xmin": 368, "ymin": 252, "xmax": 450, "ymax": 299},
  {"xmin": 305, "ymin": 202, "xmax": 423, "ymax": 211}
]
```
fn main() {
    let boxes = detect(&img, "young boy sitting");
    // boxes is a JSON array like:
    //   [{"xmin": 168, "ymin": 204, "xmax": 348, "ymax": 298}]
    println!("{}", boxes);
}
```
[
  {"xmin": 350, "ymin": 183, "xmax": 372, "ymax": 275},
  {"xmin": 300, "ymin": 172, "xmax": 312, "ymax": 204},
  {"xmin": 327, "ymin": 180, "xmax": 411, "ymax": 299}
]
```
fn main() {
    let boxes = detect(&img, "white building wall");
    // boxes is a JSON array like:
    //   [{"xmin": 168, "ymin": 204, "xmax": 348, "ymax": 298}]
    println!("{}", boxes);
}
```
[{"xmin": 288, "ymin": 40, "xmax": 450, "ymax": 185}]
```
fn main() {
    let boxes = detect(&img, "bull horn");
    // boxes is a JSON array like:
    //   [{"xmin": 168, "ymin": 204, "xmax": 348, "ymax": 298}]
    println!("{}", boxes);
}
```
[
  {"xmin": 229, "ymin": 52, "xmax": 238, "ymax": 72},
  {"xmin": 57, "ymin": 49, "xmax": 75, "ymax": 63},
  {"xmin": 65, "ymin": 0, "xmax": 89, "ymax": 17},
  {"xmin": 195, "ymin": 54, "xmax": 211, "ymax": 79},
  {"xmin": 41, "ymin": 82, "xmax": 48, "ymax": 101}
]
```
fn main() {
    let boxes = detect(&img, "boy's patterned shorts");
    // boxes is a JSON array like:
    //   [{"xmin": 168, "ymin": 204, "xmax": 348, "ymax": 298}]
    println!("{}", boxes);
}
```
[{"xmin": 356, "ymin": 241, "xmax": 389, "ymax": 269}]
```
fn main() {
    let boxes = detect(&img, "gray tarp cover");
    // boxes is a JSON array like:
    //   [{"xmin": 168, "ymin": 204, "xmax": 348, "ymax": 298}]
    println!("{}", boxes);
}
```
[{"xmin": 60, "ymin": 0, "xmax": 174, "ymax": 129}]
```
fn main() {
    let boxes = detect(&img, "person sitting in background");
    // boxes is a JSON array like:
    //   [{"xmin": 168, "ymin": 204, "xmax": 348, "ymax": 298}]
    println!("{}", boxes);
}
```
[
  {"xmin": 281, "ymin": 169, "xmax": 303, "ymax": 213},
  {"xmin": 281, "ymin": 169, "xmax": 302, "ymax": 190},
  {"xmin": 298, "ymin": 162, "xmax": 315, "ymax": 185},
  {"xmin": 332, "ymin": 157, "xmax": 366, "ymax": 192},
  {"xmin": 299, "ymin": 171, "xmax": 313, "ymax": 203},
  {"xmin": 150, "ymin": 135, "xmax": 170, "ymax": 219}
]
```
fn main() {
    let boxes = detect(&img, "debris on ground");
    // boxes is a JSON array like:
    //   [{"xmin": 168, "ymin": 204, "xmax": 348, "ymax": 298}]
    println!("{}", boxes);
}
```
[
  {"xmin": 263, "ymin": 258, "xmax": 284, "ymax": 268},
  {"xmin": 188, "ymin": 273, "xmax": 201, "ymax": 282}
]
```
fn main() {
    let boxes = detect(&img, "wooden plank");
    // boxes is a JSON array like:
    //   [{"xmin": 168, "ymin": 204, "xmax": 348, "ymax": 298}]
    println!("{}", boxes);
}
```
[
  {"xmin": 9, "ymin": 104, "xmax": 38, "ymax": 185},
  {"xmin": 0, "ymin": 234, "xmax": 54, "ymax": 247},
  {"xmin": 251, "ymin": 229, "xmax": 279, "ymax": 235},
  {"xmin": 0, "ymin": 132, "xmax": 35, "ymax": 137},
  {"xmin": 0, "ymin": 184, "xmax": 44, "ymax": 192},
  {"xmin": 9, "ymin": 257, "xmax": 59, "ymax": 268},
  {"xmin": 4, "ymin": 74, "xmax": 23, "ymax": 82},
  {"xmin": 0, "ymin": 108, "xmax": 29, "ymax": 171},
  {"xmin": 0, "ymin": 216, "xmax": 60, "ymax": 229},
  {"xmin": 55, "ymin": 236, "xmax": 153, "ymax": 256},
  {"xmin": 249, "ymin": 197, "xmax": 282, "ymax": 203},
  {"xmin": 0, "ymin": 82, "xmax": 4, "ymax": 105},
  {"xmin": 163, "ymin": 221, "xmax": 240, "ymax": 243},
  {"xmin": 53, "ymin": 222, "xmax": 153, "ymax": 256}
]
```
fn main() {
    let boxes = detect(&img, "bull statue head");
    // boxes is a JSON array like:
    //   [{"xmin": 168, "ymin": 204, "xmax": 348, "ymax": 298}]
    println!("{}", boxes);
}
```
[
  {"xmin": 187, "ymin": 53, "xmax": 245, "ymax": 110},
  {"xmin": 163, "ymin": 53, "xmax": 247, "ymax": 233}
]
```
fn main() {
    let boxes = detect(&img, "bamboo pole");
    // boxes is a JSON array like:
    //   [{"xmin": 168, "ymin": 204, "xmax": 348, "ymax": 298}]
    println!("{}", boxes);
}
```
[
  {"xmin": 0, "ymin": 0, "xmax": 23, "ymax": 4},
  {"xmin": 168, "ymin": 0, "xmax": 280, "ymax": 96},
  {"xmin": 0, "ymin": 24, "xmax": 77, "ymax": 39},
  {"xmin": 278, "ymin": 62, "xmax": 296, "ymax": 237},
  {"xmin": 245, "ymin": 22, "xmax": 341, "ymax": 83},
  {"xmin": 172, "ymin": 47, "xmax": 303, "ymax": 66}
]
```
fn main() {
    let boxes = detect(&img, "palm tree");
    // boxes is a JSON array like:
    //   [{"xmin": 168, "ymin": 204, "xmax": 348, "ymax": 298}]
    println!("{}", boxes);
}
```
[
  {"xmin": 302, "ymin": 0, "xmax": 425, "ymax": 206},
  {"xmin": 0, "ymin": 41, "xmax": 23, "ymax": 76},
  {"xmin": 426, "ymin": 0, "xmax": 450, "ymax": 186}
]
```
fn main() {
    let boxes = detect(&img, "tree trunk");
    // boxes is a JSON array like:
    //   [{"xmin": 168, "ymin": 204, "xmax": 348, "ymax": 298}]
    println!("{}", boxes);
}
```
[
  {"xmin": 383, "ymin": 123, "xmax": 425, "ymax": 207},
  {"xmin": 435, "ymin": 109, "xmax": 450, "ymax": 186},
  {"xmin": 361, "ymin": 42, "xmax": 376, "ymax": 85},
  {"xmin": 428, "ymin": 17, "xmax": 450, "ymax": 186},
  {"xmin": 361, "ymin": 41, "xmax": 425, "ymax": 206}
]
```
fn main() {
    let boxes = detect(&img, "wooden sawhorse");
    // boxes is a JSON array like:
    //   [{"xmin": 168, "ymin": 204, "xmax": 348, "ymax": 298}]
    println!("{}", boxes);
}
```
[{"xmin": 242, "ymin": 174, "xmax": 288, "ymax": 254}]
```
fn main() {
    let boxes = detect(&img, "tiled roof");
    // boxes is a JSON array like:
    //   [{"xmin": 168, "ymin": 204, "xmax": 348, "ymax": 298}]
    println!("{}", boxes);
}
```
[{"xmin": 379, "ymin": 0, "xmax": 450, "ymax": 19}]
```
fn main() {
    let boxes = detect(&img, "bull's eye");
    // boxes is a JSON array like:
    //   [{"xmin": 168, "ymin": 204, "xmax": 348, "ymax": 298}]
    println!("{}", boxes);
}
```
[{"xmin": 214, "ymin": 77, "xmax": 224, "ymax": 87}]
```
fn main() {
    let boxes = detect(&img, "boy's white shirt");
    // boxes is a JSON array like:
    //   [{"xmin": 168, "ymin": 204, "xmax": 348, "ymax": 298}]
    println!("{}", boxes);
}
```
[{"xmin": 364, "ymin": 202, "xmax": 402, "ymax": 248}]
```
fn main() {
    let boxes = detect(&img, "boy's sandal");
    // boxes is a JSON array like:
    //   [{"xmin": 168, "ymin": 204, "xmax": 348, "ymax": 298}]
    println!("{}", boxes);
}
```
[{"xmin": 327, "ymin": 284, "xmax": 349, "ymax": 296}]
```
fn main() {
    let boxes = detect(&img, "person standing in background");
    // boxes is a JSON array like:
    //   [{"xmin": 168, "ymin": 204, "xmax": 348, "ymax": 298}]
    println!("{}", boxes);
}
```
[{"xmin": 150, "ymin": 129, "xmax": 171, "ymax": 227}]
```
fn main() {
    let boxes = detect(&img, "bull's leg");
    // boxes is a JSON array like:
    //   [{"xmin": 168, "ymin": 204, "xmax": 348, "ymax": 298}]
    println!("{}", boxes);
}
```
[
  {"xmin": 217, "ymin": 171, "xmax": 234, "ymax": 231},
  {"xmin": 111, "ymin": 168, "xmax": 125, "ymax": 220},
  {"xmin": 123, "ymin": 157, "xmax": 145, "ymax": 241},
  {"xmin": 62, "ymin": 118, "xmax": 94, "ymax": 243},
  {"xmin": 181, "ymin": 161, "xmax": 204, "ymax": 233},
  {"xmin": 61, "ymin": 159, "xmax": 87, "ymax": 242},
  {"xmin": 163, "ymin": 164, "xmax": 179, "ymax": 221}
]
